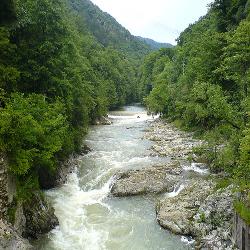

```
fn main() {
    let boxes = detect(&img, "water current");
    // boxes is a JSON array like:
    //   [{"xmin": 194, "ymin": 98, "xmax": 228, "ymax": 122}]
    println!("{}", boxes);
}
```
[{"xmin": 35, "ymin": 105, "xmax": 191, "ymax": 250}]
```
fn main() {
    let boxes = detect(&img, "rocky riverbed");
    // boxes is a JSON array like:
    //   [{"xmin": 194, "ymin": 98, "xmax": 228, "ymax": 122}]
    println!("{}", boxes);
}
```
[
  {"xmin": 144, "ymin": 120, "xmax": 204, "ymax": 159},
  {"xmin": 111, "ymin": 118, "xmax": 235, "ymax": 249}
]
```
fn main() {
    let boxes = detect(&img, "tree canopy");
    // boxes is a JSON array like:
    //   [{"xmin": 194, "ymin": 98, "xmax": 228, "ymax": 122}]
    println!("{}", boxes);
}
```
[
  {"xmin": 0, "ymin": 0, "xmax": 151, "ymax": 194},
  {"xmin": 140, "ymin": 0, "xmax": 250, "ymax": 223}
]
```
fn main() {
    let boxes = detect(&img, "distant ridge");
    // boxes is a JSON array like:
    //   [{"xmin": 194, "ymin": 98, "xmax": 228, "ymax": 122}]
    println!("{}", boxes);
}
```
[
  {"xmin": 136, "ymin": 36, "xmax": 174, "ymax": 50},
  {"xmin": 68, "ymin": 0, "xmax": 151, "ymax": 60}
]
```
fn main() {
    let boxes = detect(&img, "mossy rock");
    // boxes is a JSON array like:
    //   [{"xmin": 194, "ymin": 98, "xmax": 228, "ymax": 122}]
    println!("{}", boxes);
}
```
[{"xmin": 22, "ymin": 192, "xmax": 59, "ymax": 239}]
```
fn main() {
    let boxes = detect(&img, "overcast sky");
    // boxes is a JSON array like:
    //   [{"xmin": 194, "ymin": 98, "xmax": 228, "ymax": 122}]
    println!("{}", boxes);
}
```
[{"xmin": 90, "ymin": 0, "xmax": 213, "ymax": 44}]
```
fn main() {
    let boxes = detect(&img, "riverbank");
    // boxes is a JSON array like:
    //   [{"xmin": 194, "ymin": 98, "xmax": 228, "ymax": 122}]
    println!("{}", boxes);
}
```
[
  {"xmin": 111, "ymin": 118, "xmax": 235, "ymax": 249},
  {"xmin": 0, "ymin": 148, "xmax": 90, "ymax": 250}
]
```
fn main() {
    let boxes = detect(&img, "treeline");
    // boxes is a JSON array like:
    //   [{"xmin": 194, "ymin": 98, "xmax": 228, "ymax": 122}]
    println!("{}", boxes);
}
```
[
  {"xmin": 0, "ymin": 0, "xmax": 147, "ymax": 195},
  {"xmin": 140, "ymin": 0, "xmax": 249, "ymax": 221}
]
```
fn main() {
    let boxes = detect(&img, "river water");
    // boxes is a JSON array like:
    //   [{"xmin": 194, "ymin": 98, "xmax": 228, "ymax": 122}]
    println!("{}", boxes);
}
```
[{"xmin": 35, "ymin": 105, "xmax": 190, "ymax": 250}]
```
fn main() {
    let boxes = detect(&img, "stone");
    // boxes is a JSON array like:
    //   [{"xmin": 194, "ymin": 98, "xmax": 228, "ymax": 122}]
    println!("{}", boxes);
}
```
[
  {"xmin": 144, "ymin": 119, "xmax": 204, "ymax": 160},
  {"xmin": 141, "ymin": 118, "xmax": 236, "ymax": 248},
  {"xmin": 92, "ymin": 116, "xmax": 112, "ymax": 125},
  {"xmin": 192, "ymin": 186, "xmax": 234, "ymax": 249},
  {"xmin": 0, "ymin": 152, "xmax": 59, "ymax": 245},
  {"xmin": 156, "ymin": 179, "xmax": 215, "ymax": 235},
  {"xmin": 80, "ymin": 144, "xmax": 92, "ymax": 155},
  {"xmin": 0, "ymin": 219, "xmax": 33, "ymax": 250},
  {"xmin": 22, "ymin": 192, "xmax": 59, "ymax": 239},
  {"xmin": 111, "ymin": 163, "xmax": 182, "ymax": 197},
  {"xmin": 14, "ymin": 201, "xmax": 26, "ymax": 236}
]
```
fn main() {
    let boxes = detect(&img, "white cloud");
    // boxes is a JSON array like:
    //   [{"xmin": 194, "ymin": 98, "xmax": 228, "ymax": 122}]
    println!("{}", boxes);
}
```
[{"xmin": 90, "ymin": 0, "xmax": 213, "ymax": 44}]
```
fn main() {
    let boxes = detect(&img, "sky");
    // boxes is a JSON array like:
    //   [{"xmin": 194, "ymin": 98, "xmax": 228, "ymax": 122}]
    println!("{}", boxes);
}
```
[{"xmin": 90, "ymin": 0, "xmax": 213, "ymax": 44}]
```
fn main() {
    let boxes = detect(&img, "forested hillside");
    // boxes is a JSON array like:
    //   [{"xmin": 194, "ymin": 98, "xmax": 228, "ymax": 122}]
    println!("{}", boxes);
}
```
[
  {"xmin": 0, "ymin": 0, "xmax": 151, "ymax": 197},
  {"xmin": 0, "ymin": 0, "xmax": 16, "ymax": 24},
  {"xmin": 68, "ymin": 0, "xmax": 151, "ymax": 61},
  {"xmin": 137, "ymin": 36, "xmax": 173, "ymax": 50},
  {"xmin": 140, "ymin": 0, "xmax": 250, "ymax": 222}
]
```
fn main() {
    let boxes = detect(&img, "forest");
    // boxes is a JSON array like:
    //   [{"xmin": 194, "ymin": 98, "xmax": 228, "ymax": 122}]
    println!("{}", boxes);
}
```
[
  {"xmin": 140, "ymin": 0, "xmax": 250, "ymax": 222},
  {"xmin": 0, "ymin": 0, "xmax": 151, "ymax": 198},
  {"xmin": 0, "ymin": 0, "xmax": 249, "ymax": 230}
]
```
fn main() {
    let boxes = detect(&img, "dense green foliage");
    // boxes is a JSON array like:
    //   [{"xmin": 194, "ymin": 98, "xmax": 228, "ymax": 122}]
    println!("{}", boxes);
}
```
[
  {"xmin": 136, "ymin": 36, "xmax": 173, "ymax": 50},
  {"xmin": 68, "ymin": 0, "xmax": 151, "ymax": 61},
  {"xmin": 0, "ymin": 0, "xmax": 150, "ymax": 193},
  {"xmin": 140, "ymin": 0, "xmax": 250, "ymax": 222},
  {"xmin": 0, "ymin": 0, "xmax": 16, "ymax": 25},
  {"xmin": 0, "ymin": 93, "xmax": 68, "ymax": 175}
]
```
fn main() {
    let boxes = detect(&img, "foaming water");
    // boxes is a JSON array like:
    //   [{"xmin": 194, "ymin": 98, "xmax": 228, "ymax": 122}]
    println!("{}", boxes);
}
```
[
  {"xmin": 183, "ymin": 163, "xmax": 209, "ymax": 174},
  {"xmin": 34, "ymin": 105, "xmax": 191, "ymax": 250},
  {"xmin": 166, "ymin": 184, "xmax": 185, "ymax": 198}
]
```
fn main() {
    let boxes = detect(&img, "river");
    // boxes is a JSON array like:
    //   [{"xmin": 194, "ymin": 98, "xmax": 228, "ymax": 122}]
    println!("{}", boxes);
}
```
[{"xmin": 35, "ymin": 105, "xmax": 190, "ymax": 250}]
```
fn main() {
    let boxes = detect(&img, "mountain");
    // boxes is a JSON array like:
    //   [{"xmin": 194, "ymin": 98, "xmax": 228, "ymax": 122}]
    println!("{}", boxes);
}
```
[
  {"xmin": 67, "ymin": 0, "xmax": 151, "ymax": 60},
  {"xmin": 137, "ymin": 36, "xmax": 174, "ymax": 50}
]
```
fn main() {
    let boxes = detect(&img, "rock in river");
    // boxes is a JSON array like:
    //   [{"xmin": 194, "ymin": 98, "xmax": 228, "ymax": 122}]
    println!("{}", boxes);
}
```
[
  {"xmin": 111, "ymin": 163, "xmax": 182, "ymax": 197},
  {"xmin": 144, "ymin": 120, "xmax": 204, "ymax": 159},
  {"xmin": 156, "ymin": 179, "xmax": 215, "ymax": 235},
  {"xmin": 92, "ymin": 116, "xmax": 112, "ymax": 125},
  {"xmin": 7, "ymin": 192, "xmax": 59, "ymax": 240},
  {"xmin": 0, "ymin": 219, "xmax": 32, "ymax": 250},
  {"xmin": 22, "ymin": 192, "xmax": 59, "ymax": 239},
  {"xmin": 192, "ymin": 186, "xmax": 234, "ymax": 249}
]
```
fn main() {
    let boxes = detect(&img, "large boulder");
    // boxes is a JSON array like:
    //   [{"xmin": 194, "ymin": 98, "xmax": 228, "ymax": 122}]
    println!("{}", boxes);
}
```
[
  {"xmin": 92, "ymin": 116, "xmax": 112, "ymax": 125},
  {"xmin": 0, "ymin": 219, "xmax": 32, "ymax": 250},
  {"xmin": 22, "ymin": 192, "xmax": 59, "ymax": 239},
  {"xmin": 9, "ymin": 192, "xmax": 59, "ymax": 240},
  {"xmin": 192, "ymin": 186, "xmax": 234, "ymax": 249},
  {"xmin": 111, "ymin": 163, "xmax": 182, "ymax": 197},
  {"xmin": 0, "ymin": 152, "xmax": 59, "ymax": 245},
  {"xmin": 156, "ymin": 179, "xmax": 215, "ymax": 235}
]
